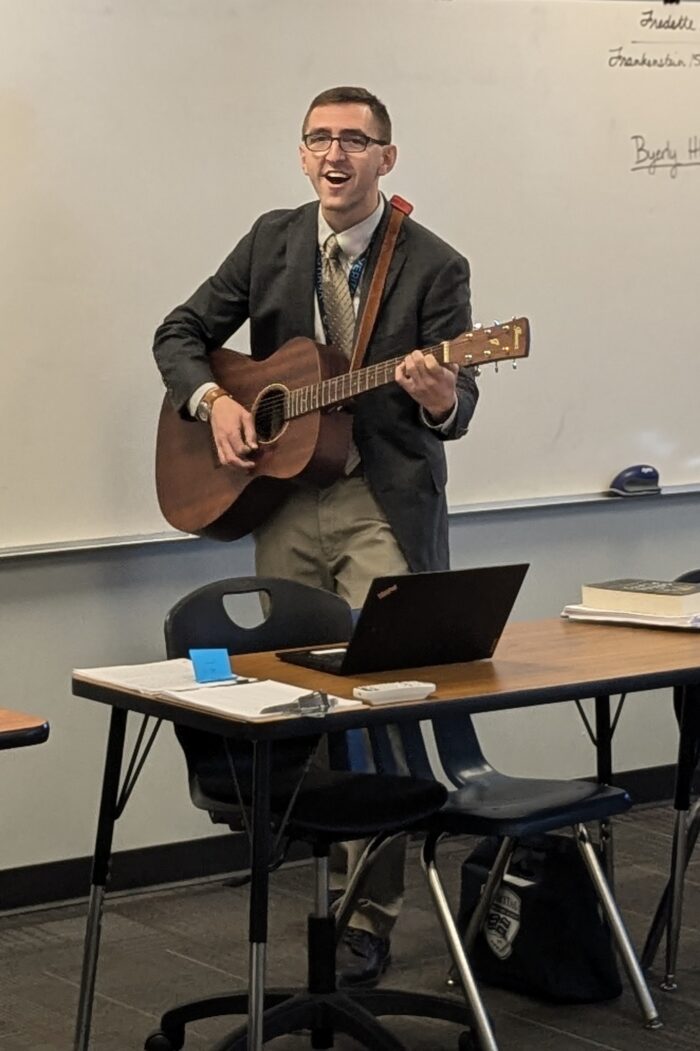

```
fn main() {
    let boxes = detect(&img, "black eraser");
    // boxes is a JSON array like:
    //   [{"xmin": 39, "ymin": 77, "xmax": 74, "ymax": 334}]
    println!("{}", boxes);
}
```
[{"xmin": 608, "ymin": 464, "xmax": 661, "ymax": 497}]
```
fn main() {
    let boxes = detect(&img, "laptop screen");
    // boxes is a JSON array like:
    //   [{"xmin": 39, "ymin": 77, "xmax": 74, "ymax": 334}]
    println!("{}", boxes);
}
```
[{"xmin": 277, "ymin": 564, "xmax": 528, "ymax": 676}]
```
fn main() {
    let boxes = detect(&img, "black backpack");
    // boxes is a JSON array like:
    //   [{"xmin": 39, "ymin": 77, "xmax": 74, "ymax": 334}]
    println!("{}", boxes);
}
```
[{"xmin": 456, "ymin": 833, "xmax": 622, "ymax": 1003}]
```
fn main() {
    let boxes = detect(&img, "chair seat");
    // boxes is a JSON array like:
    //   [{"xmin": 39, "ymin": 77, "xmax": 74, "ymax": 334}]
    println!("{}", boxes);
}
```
[
  {"xmin": 289, "ymin": 770, "xmax": 447, "ymax": 840},
  {"xmin": 436, "ymin": 773, "xmax": 631, "ymax": 838},
  {"xmin": 194, "ymin": 768, "xmax": 447, "ymax": 843}
]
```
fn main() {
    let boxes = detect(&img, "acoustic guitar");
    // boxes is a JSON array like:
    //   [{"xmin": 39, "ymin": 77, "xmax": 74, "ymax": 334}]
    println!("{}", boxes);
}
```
[{"xmin": 155, "ymin": 318, "xmax": 530, "ymax": 541}]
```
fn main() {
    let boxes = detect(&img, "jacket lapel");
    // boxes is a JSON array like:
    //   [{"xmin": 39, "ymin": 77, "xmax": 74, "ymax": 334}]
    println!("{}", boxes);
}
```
[{"xmin": 284, "ymin": 202, "xmax": 318, "ymax": 338}]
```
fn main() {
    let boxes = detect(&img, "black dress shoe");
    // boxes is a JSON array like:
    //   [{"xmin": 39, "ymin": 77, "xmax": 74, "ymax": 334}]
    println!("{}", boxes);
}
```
[{"xmin": 336, "ymin": 926, "xmax": 391, "ymax": 988}]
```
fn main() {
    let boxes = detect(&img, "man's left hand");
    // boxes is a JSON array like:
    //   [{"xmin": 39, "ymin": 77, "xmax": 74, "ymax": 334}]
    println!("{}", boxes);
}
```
[{"xmin": 395, "ymin": 351, "xmax": 458, "ymax": 423}]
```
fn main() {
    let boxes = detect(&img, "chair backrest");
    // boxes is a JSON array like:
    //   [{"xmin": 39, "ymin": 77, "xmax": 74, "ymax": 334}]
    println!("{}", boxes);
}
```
[
  {"xmin": 165, "ymin": 575, "xmax": 353, "ymax": 658},
  {"xmin": 370, "ymin": 711, "xmax": 492, "ymax": 789},
  {"xmin": 676, "ymin": 569, "xmax": 700, "ymax": 585},
  {"xmin": 165, "ymin": 577, "xmax": 353, "ymax": 811}
]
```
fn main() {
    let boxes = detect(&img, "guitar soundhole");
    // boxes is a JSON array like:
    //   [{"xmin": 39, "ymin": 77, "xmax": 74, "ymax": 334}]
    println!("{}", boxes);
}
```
[{"xmin": 254, "ymin": 384, "xmax": 288, "ymax": 444}]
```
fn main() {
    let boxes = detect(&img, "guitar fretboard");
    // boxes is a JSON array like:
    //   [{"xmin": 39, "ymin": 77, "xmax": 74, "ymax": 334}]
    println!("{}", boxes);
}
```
[{"xmin": 286, "ymin": 342, "xmax": 445, "ymax": 419}]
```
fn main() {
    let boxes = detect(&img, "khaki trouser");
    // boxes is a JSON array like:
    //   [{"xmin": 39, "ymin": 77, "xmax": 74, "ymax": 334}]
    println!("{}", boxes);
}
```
[{"xmin": 254, "ymin": 472, "xmax": 409, "ymax": 938}]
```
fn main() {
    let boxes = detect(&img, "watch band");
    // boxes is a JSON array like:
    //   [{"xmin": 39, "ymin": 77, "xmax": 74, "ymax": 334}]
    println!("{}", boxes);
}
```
[{"xmin": 198, "ymin": 386, "xmax": 231, "ymax": 422}]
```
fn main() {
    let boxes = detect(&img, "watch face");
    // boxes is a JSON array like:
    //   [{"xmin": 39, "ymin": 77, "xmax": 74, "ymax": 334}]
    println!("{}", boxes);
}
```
[{"xmin": 197, "ymin": 400, "xmax": 210, "ymax": 422}]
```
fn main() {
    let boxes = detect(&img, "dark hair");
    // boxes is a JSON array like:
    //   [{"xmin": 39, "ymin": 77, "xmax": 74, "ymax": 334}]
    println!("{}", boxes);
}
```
[{"xmin": 302, "ymin": 86, "xmax": 392, "ymax": 143}]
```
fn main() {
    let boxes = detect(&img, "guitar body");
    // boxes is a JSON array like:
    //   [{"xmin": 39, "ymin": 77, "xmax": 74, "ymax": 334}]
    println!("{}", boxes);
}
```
[
  {"xmin": 155, "ymin": 317, "xmax": 530, "ymax": 542},
  {"xmin": 156, "ymin": 337, "xmax": 353, "ymax": 540}
]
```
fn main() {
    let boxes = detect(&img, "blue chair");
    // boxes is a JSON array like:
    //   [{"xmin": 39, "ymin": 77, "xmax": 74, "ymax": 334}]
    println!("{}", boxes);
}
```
[{"xmin": 368, "ymin": 707, "xmax": 661, "ymax": 1042}]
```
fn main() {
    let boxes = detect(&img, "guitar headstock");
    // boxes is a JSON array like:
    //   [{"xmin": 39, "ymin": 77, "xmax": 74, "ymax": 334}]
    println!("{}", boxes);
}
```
[{"xmin": 443, "ymin": 317, "xmax": 530, "ymax": 369}]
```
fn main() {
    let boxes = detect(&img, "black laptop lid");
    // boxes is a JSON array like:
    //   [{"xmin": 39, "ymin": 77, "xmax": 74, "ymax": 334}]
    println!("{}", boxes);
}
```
[{"xmin": 279, "ymin": 564, "xmax": 528, "ymax": 675}]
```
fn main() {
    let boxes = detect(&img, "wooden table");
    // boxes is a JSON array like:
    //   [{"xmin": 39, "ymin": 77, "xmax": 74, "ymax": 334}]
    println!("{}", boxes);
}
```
[
  {"xmin": 0, "ymin": 707, "xmax": 49, "ymax": 750},
  {"xmin": 72, "ymin": 618, "xmax": 700, "ymax": 1051}
]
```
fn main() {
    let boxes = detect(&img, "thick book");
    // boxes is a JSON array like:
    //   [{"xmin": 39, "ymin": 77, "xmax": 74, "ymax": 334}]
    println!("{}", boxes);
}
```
[
  {"xmin": 562, "ymin": 604, "xmax": 700, "ymax": 630},
  {"xmin": 580, "ymin": 578, "xmax": 700, "ymax": 617}
]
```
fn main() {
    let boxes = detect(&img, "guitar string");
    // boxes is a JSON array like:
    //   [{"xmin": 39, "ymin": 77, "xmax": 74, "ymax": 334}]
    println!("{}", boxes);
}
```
[
  {"xmin": 248, "ymin": 337, "xmax": 465, "ymax": 429},
  {"xmin": 249, "ymin": 350, "xmax": 422, "ymax": 429},
  {"xmin": 247, "ymin": 330, "xmax": 512, "ymax": 429}
]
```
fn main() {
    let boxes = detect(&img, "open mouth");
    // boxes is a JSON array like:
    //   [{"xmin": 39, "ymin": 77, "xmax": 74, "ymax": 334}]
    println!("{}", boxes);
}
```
[{"xmin": 323, "ymin": 171, "xmax": 351, "ymax": 186}]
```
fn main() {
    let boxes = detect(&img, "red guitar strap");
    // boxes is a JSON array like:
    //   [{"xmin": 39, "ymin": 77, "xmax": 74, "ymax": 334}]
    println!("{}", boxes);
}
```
[{"xmin": 348, "ymin": 195, "xmax": 413, "ymax": 373}]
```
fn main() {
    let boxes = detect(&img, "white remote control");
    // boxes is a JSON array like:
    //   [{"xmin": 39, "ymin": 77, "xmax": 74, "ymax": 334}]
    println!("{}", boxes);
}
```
[{"xmin": 353, "ymin": 681, "xmax": 436, "ymax": 703}]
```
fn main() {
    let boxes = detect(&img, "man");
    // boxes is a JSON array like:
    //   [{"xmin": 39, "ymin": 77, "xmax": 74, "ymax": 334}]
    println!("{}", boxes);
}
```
[{"xmin": 153, "ymin": 86, "xmax": 478, "ymax": 987}]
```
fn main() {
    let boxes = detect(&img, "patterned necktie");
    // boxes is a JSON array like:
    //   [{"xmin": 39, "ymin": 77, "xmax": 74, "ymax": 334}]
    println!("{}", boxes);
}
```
[{"xmin": 321, "ymin": 234, "xmax": 355, "ymax": 360}]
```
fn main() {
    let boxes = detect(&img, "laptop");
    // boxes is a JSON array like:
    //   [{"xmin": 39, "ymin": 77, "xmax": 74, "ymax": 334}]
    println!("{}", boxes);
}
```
[{"xmin": 276, "ymin": 563, "xmax": 528, "ymax": 676}]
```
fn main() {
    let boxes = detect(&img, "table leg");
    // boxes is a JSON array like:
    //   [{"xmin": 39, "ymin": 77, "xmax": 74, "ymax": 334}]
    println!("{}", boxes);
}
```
[
  {"xmin": 661, "ymin": 684, "xmax": 700, "ymax": 990},
  {"xmin": 594, "ymin": 696, "xmax": 615, "ymax": 887},
  {"xmin": 248, "ymin": 740, "xmax": 272, "ymax": 1051},
  {"xmin": 73, "ymin": 707, "xmax": 127, "ymax": 1051}
]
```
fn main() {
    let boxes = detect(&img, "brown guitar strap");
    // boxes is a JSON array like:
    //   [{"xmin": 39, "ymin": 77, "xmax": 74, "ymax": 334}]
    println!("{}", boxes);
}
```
[{"xmin": 348, "ymin": 194, "xmax": 413, "ymax": 373}]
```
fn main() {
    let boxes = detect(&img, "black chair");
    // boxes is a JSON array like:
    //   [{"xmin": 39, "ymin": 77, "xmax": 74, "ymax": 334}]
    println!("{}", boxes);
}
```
[
  {"xmin": 641, "ymin": 568, "xmax": 700, "ymax": 988},
  {"xmin": 368, "ymin": 707, "xmax": 662, "ymax": 1044},
  {"xmin": 146, "ymin": 577, "xmax": 473, "ymax": 1051}
]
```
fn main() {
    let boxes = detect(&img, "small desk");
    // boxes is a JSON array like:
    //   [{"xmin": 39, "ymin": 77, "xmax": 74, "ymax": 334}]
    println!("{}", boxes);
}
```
[
  {"xmin": 0, "ymin": 707, "xmax": 49, "ymax": 751},
  {"xmin": 72, "ymin": 618, "xmax": 700, "ymax": 1050}
]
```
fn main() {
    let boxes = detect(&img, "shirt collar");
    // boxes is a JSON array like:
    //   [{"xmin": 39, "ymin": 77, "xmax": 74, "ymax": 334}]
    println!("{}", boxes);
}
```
[{"xmin": 317, "ymin": 196, "xmax": 385, "ymax": 262}]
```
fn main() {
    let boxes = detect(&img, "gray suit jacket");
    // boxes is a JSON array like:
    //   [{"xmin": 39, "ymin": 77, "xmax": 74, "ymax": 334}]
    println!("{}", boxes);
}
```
[{"xmin": 153, "ymin": 200, "xmax": 478, "ymax": 571}]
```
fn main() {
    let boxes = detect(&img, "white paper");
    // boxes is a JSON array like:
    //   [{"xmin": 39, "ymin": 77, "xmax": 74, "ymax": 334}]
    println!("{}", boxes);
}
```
[
  {"xmin": 159, "ymin": 680, "xmax": 362, "ymax": 720},
  {"xmin": 561, "ymin": 605, "xmax": 700, "ymax": 630},
  {"xmin": 73, "ymin": 661, "xmax": 364, "ymax": 721},
  {"xmin": 73, "ymin": 658, "xmax": 249, "ymax": 694}
]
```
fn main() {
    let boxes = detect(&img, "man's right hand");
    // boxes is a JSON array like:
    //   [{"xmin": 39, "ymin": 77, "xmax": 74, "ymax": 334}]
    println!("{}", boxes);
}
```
[{"xmin": 210, "ymin": 397, "xmax": 258, "ymax": 469}]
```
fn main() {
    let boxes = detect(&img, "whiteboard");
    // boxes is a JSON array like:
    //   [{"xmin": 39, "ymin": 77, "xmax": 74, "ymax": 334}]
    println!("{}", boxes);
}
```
[{"xmin": 2, "ymin": 0, "xmax": 698, "ymax": 550}]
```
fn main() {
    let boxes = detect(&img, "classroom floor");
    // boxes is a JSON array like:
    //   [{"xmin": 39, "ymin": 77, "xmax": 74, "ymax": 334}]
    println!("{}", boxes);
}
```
[{"xmin": 1, "ymin": 803, "xmax": 699, "ymax": 1051}]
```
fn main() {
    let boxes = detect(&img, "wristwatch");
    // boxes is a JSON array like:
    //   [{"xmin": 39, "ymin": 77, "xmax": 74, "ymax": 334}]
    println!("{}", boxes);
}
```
[{"xmin": 196, "ymin": 386, "xmax": 231, "ymax": 423}]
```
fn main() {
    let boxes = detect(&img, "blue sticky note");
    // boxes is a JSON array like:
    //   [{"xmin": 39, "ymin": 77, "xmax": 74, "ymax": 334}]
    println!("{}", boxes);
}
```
[{"xmin": 189, "ymin": 648, "xmax": 235, "ymax": 684}]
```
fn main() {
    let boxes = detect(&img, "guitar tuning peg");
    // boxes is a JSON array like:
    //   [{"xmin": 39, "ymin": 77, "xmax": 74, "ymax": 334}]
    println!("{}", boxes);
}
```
[
  {"xmin": 512, "ymin": 362, "xmax": 518, "ymax": 370},
  {"xmin": 473, "ymin": 322, "xmax": 483, "ymax": 330},
  {"xmin": 494, "ymin": 361, "xmax": 499, "ymax": 374}
]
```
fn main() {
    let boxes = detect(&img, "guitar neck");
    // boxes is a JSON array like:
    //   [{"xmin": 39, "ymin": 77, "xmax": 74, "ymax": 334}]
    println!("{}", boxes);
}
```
[
  {"xmin": 282, "ymin": 317, "xmax": 529, "ymax": 419},
  {"xmin": 286, "ymin": 342, "xmax": 445, "ymax": 419}
]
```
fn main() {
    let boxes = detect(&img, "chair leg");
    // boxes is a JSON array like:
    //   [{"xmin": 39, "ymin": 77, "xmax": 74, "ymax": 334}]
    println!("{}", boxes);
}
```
[
  {"xmin": 641, "ymin": 799, "xmax": 700, "ymax": 974},
  {"xmin": 662, "ymin": 808, "xmax": 690, "ymax": 991},
  {"xmin": 574, "ymin": 823, "xmax": 661, "ymax": 1029},
  {"xmin": 598, "ymin": 817, "xmax": 615, "ymax": 892},
  {"xmin": 447, "ymin": 837, "xmax": 515, "ymax": 989},
  {"xmin": 422, "ymin": 830, "xmax": 499, "ymax": 1051},
  {"xmin": 208, "ymin": 992, "xmax": 408, "ymax": 1051},
  {"xmin": 144, "ymin": 993, "xmax": 293, "ymax": 1051},
  {"xmin": 462, "ymin": 837, "xmax": 515, "ymax": 956},
  {"xmin": 333, "ymin": 830, "xmax": 406, "ymax": 939},
  {"xmin": 354, "ymin": 988, "xmax": 470, "ymax": 1027}
]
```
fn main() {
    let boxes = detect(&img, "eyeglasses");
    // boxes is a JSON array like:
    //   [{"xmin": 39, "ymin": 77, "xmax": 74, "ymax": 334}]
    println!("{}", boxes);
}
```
[{"xmin": 302, "ymin": 132, "xmax": 389, "ymax": 153}]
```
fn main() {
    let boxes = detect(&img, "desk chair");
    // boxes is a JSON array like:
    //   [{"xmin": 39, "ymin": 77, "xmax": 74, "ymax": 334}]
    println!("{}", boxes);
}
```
[
  {"xmin": 641, "ymin": 568, "xmax": 700, "ymax": 989},
  {"xmin": 147, "ymin": 577, "xmax": 470, "ymax": 1051},
  {"xmin": 369, "ymin": 710, "xmax": 661, "ymax": 1037}
]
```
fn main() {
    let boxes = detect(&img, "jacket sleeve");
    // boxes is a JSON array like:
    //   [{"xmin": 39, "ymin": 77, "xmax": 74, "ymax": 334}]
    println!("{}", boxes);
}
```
[
  {"xmin": 152, "ymin": 217, "xmax": 262, "ymax": 412},
  {"xmin": 417, "ymin": 252, "xmax": 479, "ymax": 442}
]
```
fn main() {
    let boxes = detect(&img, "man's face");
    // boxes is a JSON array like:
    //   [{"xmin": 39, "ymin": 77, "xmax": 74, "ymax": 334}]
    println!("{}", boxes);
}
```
[{"xmin": 299, "ymin": 102, "xmax": 397, "ymax": 231}]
